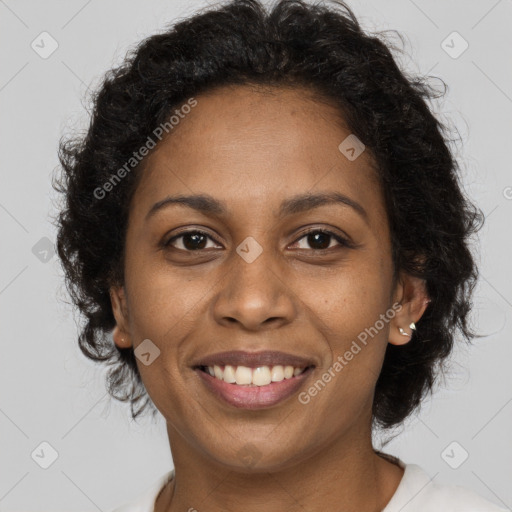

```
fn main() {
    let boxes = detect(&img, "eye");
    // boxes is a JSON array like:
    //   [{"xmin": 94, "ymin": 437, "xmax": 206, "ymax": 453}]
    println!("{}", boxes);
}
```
[
  {"xmin": 163, "ymin": 230, "xmax": 221, "ymax": 251},
  {"xmin": 291, "ymin": 228, "xmax": 351, "ymax": 251},
  {"xmin": 162, "ymin": 228, "xmax": 352, "ymax": 253}
]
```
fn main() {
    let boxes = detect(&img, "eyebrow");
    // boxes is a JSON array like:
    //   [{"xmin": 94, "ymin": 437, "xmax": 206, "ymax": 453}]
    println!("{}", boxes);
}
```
[{"xmin": 145, "ymin": 192, "xmax": 369, "ymax": 224}]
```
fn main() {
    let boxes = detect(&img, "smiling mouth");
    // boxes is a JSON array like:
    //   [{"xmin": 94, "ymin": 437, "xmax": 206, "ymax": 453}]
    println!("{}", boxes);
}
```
[
  {"xmin": 196, "ymin": 364, "xmax": 314, "ymax": 386},
  {"xmin": 194, "ymin": 363, "xmax": 315, "ymax": 409}
]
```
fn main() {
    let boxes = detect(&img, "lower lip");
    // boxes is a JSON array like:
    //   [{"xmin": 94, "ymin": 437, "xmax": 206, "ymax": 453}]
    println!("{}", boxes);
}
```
[{"xmin": 195, "ymin": 367, "xmax": 314, "ymax": 409}]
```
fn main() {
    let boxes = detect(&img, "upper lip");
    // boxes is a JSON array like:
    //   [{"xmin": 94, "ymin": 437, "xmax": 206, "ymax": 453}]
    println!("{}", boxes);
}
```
[{"xmin": 192, "ymin": 350, "xmax": 316, "ymax": 369}]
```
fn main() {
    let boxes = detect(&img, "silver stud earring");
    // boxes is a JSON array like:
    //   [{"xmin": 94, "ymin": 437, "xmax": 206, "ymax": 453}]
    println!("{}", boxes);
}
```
[
  {"xmin": 398, "ymin": 322, "xmax": 416, "ymax": 337},
  {"xmin": 398, "ymin": 327, "xmax": 410, "ymax": 337}
]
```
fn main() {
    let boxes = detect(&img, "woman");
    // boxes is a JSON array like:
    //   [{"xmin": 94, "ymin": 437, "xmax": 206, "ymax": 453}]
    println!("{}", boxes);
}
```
[{"xmin": 53, "ymin": 0, "xmax": 507, "ymax": 510}]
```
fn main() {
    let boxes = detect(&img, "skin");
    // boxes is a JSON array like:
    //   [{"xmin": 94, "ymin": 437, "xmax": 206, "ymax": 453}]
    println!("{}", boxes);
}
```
[{"xmin": 110, "ymin": 84, "xmax": 429, "ymax": 512}]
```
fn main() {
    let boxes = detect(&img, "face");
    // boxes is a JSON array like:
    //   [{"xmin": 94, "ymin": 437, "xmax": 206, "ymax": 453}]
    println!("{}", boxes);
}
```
[{"xmin": 110, "ymin": 84, "xmax": 427, "ymax": 472}]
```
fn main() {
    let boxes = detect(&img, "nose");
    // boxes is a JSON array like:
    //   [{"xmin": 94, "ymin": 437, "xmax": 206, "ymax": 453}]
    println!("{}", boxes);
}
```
[{"xmin": 211, "ymin": 247, "xmax": 297, "ymax": 331}]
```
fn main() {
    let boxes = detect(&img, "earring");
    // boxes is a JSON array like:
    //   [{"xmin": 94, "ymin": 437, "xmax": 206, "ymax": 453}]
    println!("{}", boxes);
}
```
[
  {"xmin": 398, "ymin": 327, "xmax": 410, "ymax": 337},
  {"xmin": 398, "ymin": 322, "xmax": 416, "ymax": 337}
]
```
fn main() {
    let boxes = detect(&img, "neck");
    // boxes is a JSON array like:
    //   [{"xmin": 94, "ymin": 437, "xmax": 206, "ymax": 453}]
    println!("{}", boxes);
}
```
[{"xmin": 155, "ymin": 423, "xmax": 404, "ymax": 512}]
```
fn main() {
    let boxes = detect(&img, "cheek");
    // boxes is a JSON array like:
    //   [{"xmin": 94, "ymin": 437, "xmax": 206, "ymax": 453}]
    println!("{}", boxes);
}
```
[
  {"xmin": 124, "ymin": 267, "xmax": 197, "ymax": 412},
  {"xmin": 312, "ymin": 266, "xmax": 391, "ymax": 337},
  {"xmin": 305, "ymin": 262, "xmax": 392, "ymax": 392},
  {"xmin": 123, "ymin": 261, "xmax": 210, "ymax": 388},
  {"xmin": 125, "ymin": 257, "xmax": 200, "ymax": 341}
]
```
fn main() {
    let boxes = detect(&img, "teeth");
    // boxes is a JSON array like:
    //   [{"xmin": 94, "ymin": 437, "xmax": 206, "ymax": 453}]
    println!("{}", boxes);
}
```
[
  {"xmin": 213, "ymin": 365, "xmax": 222, "ymax": 379},
  {"xmin": 284, "ymin": 366, "xmax": 294, "ymax": 379},
  {"xmin": 235, "ymin": 365, "xmax": 252, "ymax": 385},
  {"xmin": 271, "ymin": 365, "xmax": 284, "ymax": 382},
  {"xmin": 203, "ymin": 364, "xmax": 307, "ymax": 386},
  {"xmin": 253, "ymin": 366, "xmax": 271, "ymax": 386},
  {"xmin": 223, "ymin": 365, "xmax": 236, "ymax": 383}
]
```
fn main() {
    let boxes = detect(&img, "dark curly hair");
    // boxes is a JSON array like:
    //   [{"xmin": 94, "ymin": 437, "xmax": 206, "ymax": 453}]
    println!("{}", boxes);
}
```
[{"xmin": 53, "ymin": 0, "xmax": 484, "ymax": 429}]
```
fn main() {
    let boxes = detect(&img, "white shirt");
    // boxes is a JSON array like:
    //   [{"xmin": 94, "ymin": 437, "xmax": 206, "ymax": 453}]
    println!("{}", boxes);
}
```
[{"xmin": 110, "ymin": 458, "xmax": 509, "ymax": 512}]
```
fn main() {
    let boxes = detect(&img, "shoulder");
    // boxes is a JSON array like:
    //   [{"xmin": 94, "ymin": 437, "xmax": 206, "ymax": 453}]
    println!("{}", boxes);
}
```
[
  {"xmin": 109, "ymin": 469, "xmax": 175, "ymax": 512},
  {"xmin": 420, "ymin": 481, "xmax": 509, "ymax": 512},
  {"xmin": 384, "ymin": 462, "xmax": 509, "ymax": 512}
]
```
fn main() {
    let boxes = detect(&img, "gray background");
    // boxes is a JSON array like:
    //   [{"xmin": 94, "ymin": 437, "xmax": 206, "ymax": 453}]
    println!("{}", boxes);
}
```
[{"xmin": 0, "ymin": 0, "xmax": 511, "ymax": 510}]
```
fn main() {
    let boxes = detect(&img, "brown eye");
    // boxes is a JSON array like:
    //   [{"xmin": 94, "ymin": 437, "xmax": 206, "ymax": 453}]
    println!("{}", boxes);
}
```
[
  {"xmin": 293, "ymin": 229, "xmax": 351, "ymax": 251},
  {"xmin": 164, "ymin": 230, "xmax": 220, "ymax": 251}
]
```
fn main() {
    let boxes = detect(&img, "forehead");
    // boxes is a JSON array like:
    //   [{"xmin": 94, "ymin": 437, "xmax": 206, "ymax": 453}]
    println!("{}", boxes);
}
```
[{"xmin": 132, "ymin": 84, "xmax": 384, "ymax": 223}]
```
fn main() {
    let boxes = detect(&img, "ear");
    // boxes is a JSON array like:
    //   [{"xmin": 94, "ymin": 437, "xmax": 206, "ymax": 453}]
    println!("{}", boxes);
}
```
[
  {"xmin": 388, "ymin": 271, "xmax": 430, "ymax": 346},
  {"xmin": 109, "ymin": 285, "xmax": 132, "ymax": 349}
]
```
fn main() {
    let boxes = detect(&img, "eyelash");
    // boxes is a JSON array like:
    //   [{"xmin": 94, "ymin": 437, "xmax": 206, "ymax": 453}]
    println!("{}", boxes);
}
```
[{"xmin": 163, "ymin": 228, "xmax": 352, "ymax": 252}]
